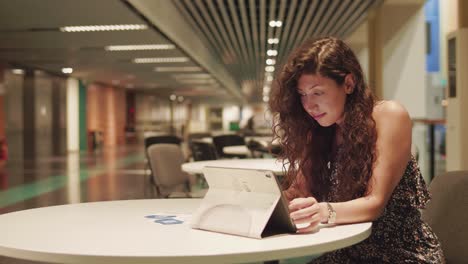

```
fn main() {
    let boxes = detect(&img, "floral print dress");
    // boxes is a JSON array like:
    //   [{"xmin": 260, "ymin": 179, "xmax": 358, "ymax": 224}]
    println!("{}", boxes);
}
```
[{"xmin": 311, "ymin": 157, "xmax": 445, "ymax": 263}]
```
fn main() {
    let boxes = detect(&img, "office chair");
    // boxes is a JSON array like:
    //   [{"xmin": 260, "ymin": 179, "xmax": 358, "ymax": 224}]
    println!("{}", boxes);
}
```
[
  {"xmin": 190, "ymin": 141, "xmax": 218, "ymax": 161},
  {"xmin": 147, "ymin": 144, "xmax": 205, "ymax": 198},
  {"xmin": 212, "ymin": 134, "xmax": 247, "ymax": 159},
  {"xmin": 144, "ymin": 135, "xmax": 181, "ymax": 149}
]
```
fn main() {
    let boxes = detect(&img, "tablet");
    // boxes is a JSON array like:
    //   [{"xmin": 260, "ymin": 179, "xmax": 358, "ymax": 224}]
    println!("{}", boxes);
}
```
[{"xmin": 190, "ymin": 166, "xmax": 296, "ymax": 238}]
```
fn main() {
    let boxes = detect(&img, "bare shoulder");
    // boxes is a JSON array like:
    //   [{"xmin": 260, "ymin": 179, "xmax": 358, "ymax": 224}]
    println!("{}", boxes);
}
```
[{"xmin": 372, "ymin": 100, "xmax": 411, "ymax": 126}]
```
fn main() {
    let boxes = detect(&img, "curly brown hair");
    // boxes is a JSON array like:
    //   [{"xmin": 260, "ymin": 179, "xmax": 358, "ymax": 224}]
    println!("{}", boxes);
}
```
[{"xmin": 269, "ymin": 37, "xmax": 377, "ymax": 202}]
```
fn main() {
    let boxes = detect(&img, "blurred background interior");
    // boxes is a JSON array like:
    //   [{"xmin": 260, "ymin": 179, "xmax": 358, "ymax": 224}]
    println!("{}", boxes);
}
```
[{"xmin": 1, "ymin": 0, "xmax": 467, "ymax": 262}]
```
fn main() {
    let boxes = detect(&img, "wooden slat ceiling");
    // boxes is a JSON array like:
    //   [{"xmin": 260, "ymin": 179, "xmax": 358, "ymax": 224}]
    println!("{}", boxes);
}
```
[{"xmin": 171, "ymin": 0, "xmax": 381, "ymax": 101}]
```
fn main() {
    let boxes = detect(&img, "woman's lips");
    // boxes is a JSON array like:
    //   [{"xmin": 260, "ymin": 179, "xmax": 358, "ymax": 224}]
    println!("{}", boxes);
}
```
[{"xmin": 312, "ymin": 113, "xmax": 326, "ymax": 120}]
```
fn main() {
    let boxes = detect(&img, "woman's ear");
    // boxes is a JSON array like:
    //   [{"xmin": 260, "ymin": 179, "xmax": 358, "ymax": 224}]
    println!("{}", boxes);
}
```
[{"xmin": 344, "ymin": 74, "xmax": 355, "ymax": 94}]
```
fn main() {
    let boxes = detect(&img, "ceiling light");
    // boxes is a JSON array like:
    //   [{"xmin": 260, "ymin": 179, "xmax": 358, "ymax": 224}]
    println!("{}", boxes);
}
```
[
  {"xmin": 267, "ymin": 50, "xmax": 278, "ymax": 56},
  {"xmin": 60, "ymin": 24, "xmax": 147, "ymax": 32},
  {"xmin": 169, "ymin": 94, "xmax": 177, "ymax": 101},
  {"xmin": 266, "ymin": 75, "xmax": 273, "ymax": 82},
  {"xmin": 268, "ymin": 38, "xmax": 279, "ymax": 44},
  {"xmin": 12, "ymin": 69, "xmax": 24, "ymax": 75},
  {"xmin": 266, "ymin": 59, "xmax": 276, "ymax": 65},
  {"xmin": 134, "ymin": 57, "xmax": 188, "ymax": 63},
  {"xmin": 154, "ymin": 67, "xmax": 202, "ymax": 72},
  {"xmin": 265, "ymin": 66, "xmax": 275, "ymax": 72},
  {"xmin": 172, "ymin": 74, "xmax": 212, "ymax": 79},
  {"xmin": 269, "ymin": 21, "xmax": 282, "ymax": 27},
  {"xmin": 177, "ymin": 96, "xmax": 184, "ymax": 102},
  {"xmin": 176, "ymin": 79, "xmax": 217, "ymax": 84},
  {"xmin": 105, "ymin": 44, "xmax": 175, "ymax": 51},
  {"xmin": 263, "ymin": 96, "xmax": 269, "ymax": 102},
  {"xmin": 62, "ymin": 67, "xmax": 73, "ymax": 74}
]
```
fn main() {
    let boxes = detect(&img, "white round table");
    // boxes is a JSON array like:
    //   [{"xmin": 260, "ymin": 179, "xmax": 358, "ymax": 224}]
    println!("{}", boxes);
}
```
[
  {"xmin": 182, "ymin": 158, "xmax": 288, "ymax": 175},
  {"xmin": 0, "ymin": 199, "xmax": 372, "ymax": 264}
]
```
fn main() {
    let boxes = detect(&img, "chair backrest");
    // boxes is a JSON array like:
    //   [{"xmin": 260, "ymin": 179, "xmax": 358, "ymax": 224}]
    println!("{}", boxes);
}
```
[
  {"xmin": 190, "ymin": 141, "xmax": 218, "ymax": 161},
  {"xmin": 246, "ymin": 139, "xmax": 268, "ymax": 158},
  {"xmin": 422, "ymin": 170, "xmax": 468, "ymax": 263},
  {"xmin": 147, "ymin": 144, "xmax": 190, "ymax": 197},
  {"xmin": 212, "ymin": 134, "xmax": 246, "ymax": 158},
  {"xmin": 144, "ymin": 135, "xmax": 181, "ymax": 149}
]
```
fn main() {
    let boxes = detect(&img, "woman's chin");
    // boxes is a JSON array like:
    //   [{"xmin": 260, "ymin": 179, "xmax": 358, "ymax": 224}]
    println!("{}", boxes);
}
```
[{"xmin": 316, "ymin": 120, "xmax": 335, "ymax": 127}]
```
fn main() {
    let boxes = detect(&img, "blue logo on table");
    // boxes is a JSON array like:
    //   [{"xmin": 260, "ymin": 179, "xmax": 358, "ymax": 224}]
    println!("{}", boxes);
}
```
[{"xmin": 145, "ymin": 214, "xmax": 184, "ymax": 225}]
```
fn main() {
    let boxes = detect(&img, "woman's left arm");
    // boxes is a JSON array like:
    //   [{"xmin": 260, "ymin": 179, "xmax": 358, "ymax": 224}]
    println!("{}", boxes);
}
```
[{"xmin": 290, "ymin": 101, "xmax": 413, "ymax": 232}]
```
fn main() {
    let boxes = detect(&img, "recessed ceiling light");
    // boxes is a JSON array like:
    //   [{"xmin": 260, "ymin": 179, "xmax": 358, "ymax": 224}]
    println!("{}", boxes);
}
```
[
  {"xmin": 266, "ymin": 59, "xmax": 276, "ymax": 65},
  {"xmin": 269, "ymin": 21, "xmax": 282, "ymax": 27},
  {"xmin": 267, "ymin": 38, "xmax": 279, "ymax": 44},
  {"xmin": 62, "ymin": 67, "xmax": 73, "ymax": 74},
  {"xmin": 154, "ymin": 67, "xmax": 202, "ymax": 72},
  {"xmin": 133, "ymin": 57, "xmax": 188, "ymax": 63},
  {"xmin": 105, "ymin": 44, "xmax": 175, "ymax": 51},
  {"xmin": 12, "ymin": 69, "xmax": 24, "ymax": 75},
  {"xmin": 267, "ymin": 50, "xmax": 278, "ymax": 56},
  {"xmin": 169, "ymin": 94, "xmax": 177, "ymax": 101},
  {"xmin": 60, "ymin": 24, "xmax": 147, "ymax": 32},
  {"xmin": 265, "ymin": 66, "xmax": 275, "ymax": 72}
]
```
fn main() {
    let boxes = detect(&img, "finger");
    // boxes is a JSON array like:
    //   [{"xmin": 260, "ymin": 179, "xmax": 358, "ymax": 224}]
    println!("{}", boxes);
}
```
[
  {"xmin": 289, "ymin": 197, "xmax": 317, "ymax": 211},
  {"xmin": 290, "ymin": 203, "xmax": 320, "ymax": 220},
  {"xmin": 293, "ymin": 212, "xmax": 321, "ymax": 225},
  {"xmin": 296, "ymin": 219, "xmax": 321, "ymax": 233},
  {"xmin": 296, "ymin": 223, "xmax": 320, "ymax": 234}
]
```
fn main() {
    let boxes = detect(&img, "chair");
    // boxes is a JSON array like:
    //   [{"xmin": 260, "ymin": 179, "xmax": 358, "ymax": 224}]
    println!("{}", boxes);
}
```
[
  {"xmin": 143, "ymin": 135, "xmax": 182, "ymax": 184},
  {"xmin": 147, "ymin": 144, "xmax": 205, "ymax": 198},
  {"xmin": 190, "ymin": 141, "xmax": 218, "ymax": 161},
  {"xmin": 212, "ymin": 134, "xmax": 247, "ymax": 158},
  {"xmin": 269, "ymin": 144, "xmax": 282, "ymax": 156},
  {"xmin": 246, "ymin": 139, "xmax": 268, "ymax": 158},
  {"xmin": 144, "ymin": 135, "xmax": 181, "ymax": 149},
  {"xmin": 421, "ymin": 170, "xmax": 468, "ymax": 263}
]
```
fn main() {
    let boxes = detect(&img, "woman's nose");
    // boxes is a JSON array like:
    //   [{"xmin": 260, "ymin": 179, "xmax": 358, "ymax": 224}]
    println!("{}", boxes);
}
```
[{"xmin": 302, "ymin": 95, "xmax": 316, "ymax": 109}]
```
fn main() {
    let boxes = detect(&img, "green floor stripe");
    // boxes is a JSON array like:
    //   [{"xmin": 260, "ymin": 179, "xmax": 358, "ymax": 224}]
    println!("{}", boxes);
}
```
[{"xmin": 0, "ymin": 153, "xmax": 144, "ymax": 208}]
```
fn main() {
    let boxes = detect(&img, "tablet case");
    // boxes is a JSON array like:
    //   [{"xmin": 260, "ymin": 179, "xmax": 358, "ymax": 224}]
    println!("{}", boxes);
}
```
[{"xmin": 190, "ymin": 166, "xmax": 296, "ymax": 238}]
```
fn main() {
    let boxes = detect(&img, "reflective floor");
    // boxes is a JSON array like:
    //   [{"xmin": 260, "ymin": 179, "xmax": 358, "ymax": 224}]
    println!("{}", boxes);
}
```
[
  {"xmin": 0, "ymin": 144, "xmax": 313, "ymax": 264},
  {"xmin": 0, "ymin": 145, "xmax": 152, "ymax": 264}
]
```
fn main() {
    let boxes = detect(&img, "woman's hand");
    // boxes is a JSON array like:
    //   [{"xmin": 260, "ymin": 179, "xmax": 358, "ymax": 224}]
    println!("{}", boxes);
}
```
[{"xmin": 289, "ymin": 197, "xmax": 328, "ymax": 233}]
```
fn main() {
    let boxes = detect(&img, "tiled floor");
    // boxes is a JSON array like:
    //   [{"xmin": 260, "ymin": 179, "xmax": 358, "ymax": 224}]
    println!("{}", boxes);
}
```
[{"xmin": 0, "ymin": 144, "xmax": 315, "ymax": 264}]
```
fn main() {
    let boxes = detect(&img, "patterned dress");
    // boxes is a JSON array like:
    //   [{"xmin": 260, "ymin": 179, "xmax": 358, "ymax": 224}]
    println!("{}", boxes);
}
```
[{"xmin": 311, "ymin": 157, "xmax": 445, "ymax": 263}]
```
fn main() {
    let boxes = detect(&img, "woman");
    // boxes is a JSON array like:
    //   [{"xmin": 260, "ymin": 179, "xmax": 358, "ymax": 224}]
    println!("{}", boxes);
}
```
[{"xmin": 269, "ymin": 37, "xmax": 444, "ymax": 263}]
